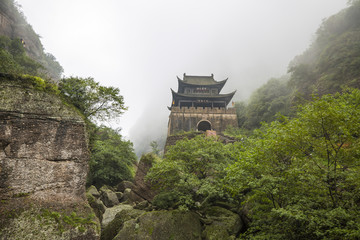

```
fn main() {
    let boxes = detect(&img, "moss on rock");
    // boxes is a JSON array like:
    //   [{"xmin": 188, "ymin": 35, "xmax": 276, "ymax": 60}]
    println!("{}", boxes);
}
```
[
  {"xmin": 113, "ymin": 210, "xmax": 202, "ymax": 240},
  {"xmin": 202, "ymin": 206, "xmax": 242, "ymax": 240},
  {"xmin": 101, "ymin": 207, "xmax": 144, "ymax": 240},
  {"xmin": 0, "ymin": 205, "xmax": 100, "ymax": 240},
  {"xmin": 87, "ymin": 192, "xmax": 106, "ymax": 223},
  {"xmin": 0, "ymin": 73, "xmax": 83, "ymax": 120}
]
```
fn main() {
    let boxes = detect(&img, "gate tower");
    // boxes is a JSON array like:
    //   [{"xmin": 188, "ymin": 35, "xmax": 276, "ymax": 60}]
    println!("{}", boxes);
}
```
[{"xmin": 167, "ymin": 73, "xmax": 238, "ymax": 136}]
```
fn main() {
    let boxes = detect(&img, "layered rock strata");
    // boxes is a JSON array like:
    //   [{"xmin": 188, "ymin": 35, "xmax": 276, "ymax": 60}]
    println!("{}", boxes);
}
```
[{"xmin": 0, "ymin": 75, "xmax": 99, "ymax": 239}]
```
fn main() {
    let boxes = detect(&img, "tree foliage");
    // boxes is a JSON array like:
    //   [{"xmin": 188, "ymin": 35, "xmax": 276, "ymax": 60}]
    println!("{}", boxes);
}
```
[
  {"xmin": 87, "ymin": 126, "xmax": 136, "ymax": 188},
  {"xmin": 225, "ymin": 88, "xmax": 360, "ymax": 239},
  {"xmin": 147, "ymin": 135, "xmax": 241, "ymax": 210},
  {"xmin": 59, "ymin": 77, "xmax": 127, "ymax": 122},
  {"xmin": 0, "ymin": 36, "xmax": 43, "ymax": 75}
]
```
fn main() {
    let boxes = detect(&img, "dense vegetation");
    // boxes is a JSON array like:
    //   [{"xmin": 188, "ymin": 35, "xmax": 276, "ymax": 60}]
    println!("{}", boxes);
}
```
[
  {"xmin": 147, "ymin": 135, "xmax": 239, "ymax": 210},
  {"xmin": 87, "ymin": 126, "xmax": 136, "ymax": 188},
  {"xmin": 227, "ymin": 89, "xmax": 360, "ymax": 239},
  {"xmin": 0, "ymin": 36, "xmax": 42, "ymax": 76}
]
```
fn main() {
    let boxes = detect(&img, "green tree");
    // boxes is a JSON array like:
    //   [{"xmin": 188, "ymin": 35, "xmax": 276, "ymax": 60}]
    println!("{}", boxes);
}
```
[
  {"xmin": 225, "ymin": 88, "xmax": 360, "ymax": 239},
  {"xmin": 59, "ymin": 77, "xmax": 127, "ymax": 122},
  {"xmin": 147, "ymin": 135, "xmax": 240, "ymax": 210},
  {"xmin": 88, "ymin": 126, "xmax": 136, "ymax": 188}
]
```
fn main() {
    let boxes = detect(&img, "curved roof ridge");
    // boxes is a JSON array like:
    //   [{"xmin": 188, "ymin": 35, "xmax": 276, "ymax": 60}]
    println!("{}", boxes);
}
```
[{"xmin": 177, "ymin": 74, "xmax": 228, "ymax": 86}]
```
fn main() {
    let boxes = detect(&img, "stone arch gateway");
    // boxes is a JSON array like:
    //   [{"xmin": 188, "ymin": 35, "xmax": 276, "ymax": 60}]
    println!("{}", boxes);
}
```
[{"xmin": 197, "ymin": 120, "xmax": 212, "ymax": 131}]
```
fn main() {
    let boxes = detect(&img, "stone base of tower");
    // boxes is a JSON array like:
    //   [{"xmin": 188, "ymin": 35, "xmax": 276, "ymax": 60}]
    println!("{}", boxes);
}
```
[{"xmin": 167, "ymin": 106, "xmax": 238, "ymax": 136}]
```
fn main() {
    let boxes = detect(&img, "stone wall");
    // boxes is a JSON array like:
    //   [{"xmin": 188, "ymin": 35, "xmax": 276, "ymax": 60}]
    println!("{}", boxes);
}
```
[{"xmin": 167, "ymin": 106, "xmax": 238, "ymax": 135}]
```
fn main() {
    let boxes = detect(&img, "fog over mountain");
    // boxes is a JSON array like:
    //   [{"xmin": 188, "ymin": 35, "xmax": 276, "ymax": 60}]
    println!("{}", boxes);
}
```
[{"xmin": 17, "ymin": 0, "xmax": 348, "ymax": 155}]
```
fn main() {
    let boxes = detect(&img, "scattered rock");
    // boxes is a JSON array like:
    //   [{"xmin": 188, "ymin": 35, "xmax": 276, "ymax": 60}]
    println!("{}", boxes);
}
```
[
  {"xmin": 121, "ymin": 188, "xmax": 132, "ymax": 203},
  {"xmin": 87, "ymin": 192, "xmax": 106, "ymax": 222},
  {"xmin": 133, "ymin": 200, "xmax": 149, "ymax": 210},
  {"xmin": 101, "ymin": 204, "xmax": 133, "ymax": 228},
  {"xmin": 115, "ymin": 192, "xmax": 123, "ymax": 201},
  {"xmin": 100, "ymin": 186, "xmax": 119, "ymax": 208},
  {"xmin": 87, "ymin": 185, "xmax": 101, "ymax": 198},
  {"xmin": 129, "ymin": 190, "xmax": 146, "ymax": 203},
  {"xmin": 116, "ymin": 180, "xmax": 135, "ymax": 192},
  {"xmin": 101, "ymin": 207, "xmax": 145, "ymax": 240}
]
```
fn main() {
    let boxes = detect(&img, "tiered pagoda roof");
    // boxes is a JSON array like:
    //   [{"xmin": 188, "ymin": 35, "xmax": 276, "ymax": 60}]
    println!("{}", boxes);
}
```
[{"xmin": 169, "ymin": 73, "xmax": 236, "ymax": 109}]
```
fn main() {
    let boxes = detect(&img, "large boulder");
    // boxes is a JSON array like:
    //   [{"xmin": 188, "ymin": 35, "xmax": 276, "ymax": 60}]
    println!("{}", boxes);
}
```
[
  {"xmin": 99, "ymin": 186, "xmax": 119, "ymax": 207},
  {"xmin": 122, "ymin": 188, "xmax": 132, "ymax": 203},
  {"xmin": 116, "ymin": 180, "xmax": 135, "ymax": 193},
  {"xmin": 101, "ymin": 207, "xmax": 144, "ymax": 240},
  {"xmin": 102, "ymin": 204, "xmax": 134, "ymax": 228},
  {"xmin": 113, "ymin": 210, "xmax": 202, "ymax": 240},
  {"xmin": 202, "ymin": 206, "xmax": 243, "ymax": 240},
  {"xmin": 87, "ymin": 185, "xmax": 101, "ymax": 198},
  {"xmin": 0, "ymin": 75, "xmax": 100, "ymax": 239},
  {"xmin": 130, "ymin": 153, "xmax": 157, "ymax": 203}
]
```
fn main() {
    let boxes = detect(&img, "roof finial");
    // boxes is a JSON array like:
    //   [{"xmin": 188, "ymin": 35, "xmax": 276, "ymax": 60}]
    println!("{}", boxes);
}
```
[{"xmin": 211, "ymin": 73, "xmax": 214, "ymax": 78}]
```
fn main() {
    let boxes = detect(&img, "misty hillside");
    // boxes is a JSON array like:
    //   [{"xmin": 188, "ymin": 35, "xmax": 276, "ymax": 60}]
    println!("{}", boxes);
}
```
[
  {"xmin": 237, "ymin": 1, "xmax": 360, "ymax": 129},
  {"xmin": 289, "ymin": 0, "xmax": 360, "ymax": 96},
  {"xmin": 0, "ymin": 0, "xmax": 63, "ymax": 79}
]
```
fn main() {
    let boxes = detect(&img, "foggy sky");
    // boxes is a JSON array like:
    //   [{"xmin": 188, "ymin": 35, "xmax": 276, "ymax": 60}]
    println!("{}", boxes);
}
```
[{"xmin": 17, "ymin": 0, "xmax": 348, "ymax": 154}]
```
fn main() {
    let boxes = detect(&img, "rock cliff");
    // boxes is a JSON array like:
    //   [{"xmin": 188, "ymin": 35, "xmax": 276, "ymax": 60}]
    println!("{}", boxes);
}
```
[
  {"xmin": 0, "ymin": 74, "xmax": 99, "ymax": 239},
  {"xmin": 0, "ymin": 1, "xmax": 63, "ymax": 79},
  {"xmin": 0, "ymin": 1, "xmax": 43, "ymax": 59}
]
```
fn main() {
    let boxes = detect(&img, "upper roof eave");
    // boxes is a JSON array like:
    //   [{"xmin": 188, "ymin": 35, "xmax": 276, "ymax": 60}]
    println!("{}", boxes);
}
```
[{"xmin": 177, "ymin": 76, "xmax": 228, "ymax": 88}]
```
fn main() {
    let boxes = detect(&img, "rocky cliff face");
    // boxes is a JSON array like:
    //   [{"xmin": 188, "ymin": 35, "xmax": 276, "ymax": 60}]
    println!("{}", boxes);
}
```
[
  {"xmin": 0, "ymin": 74, "xmax": 99, "ymax": 239},
  {"xmin": 0, "ymin": 1, "xmax": 63, "ymax": 79},
  {"xmin": 0, "ymin": 1, "xmax": 44, "ymax": 60},
  {"xmin": 0, "ymin": 74, "xmax": 88, "ymax": 202}
]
